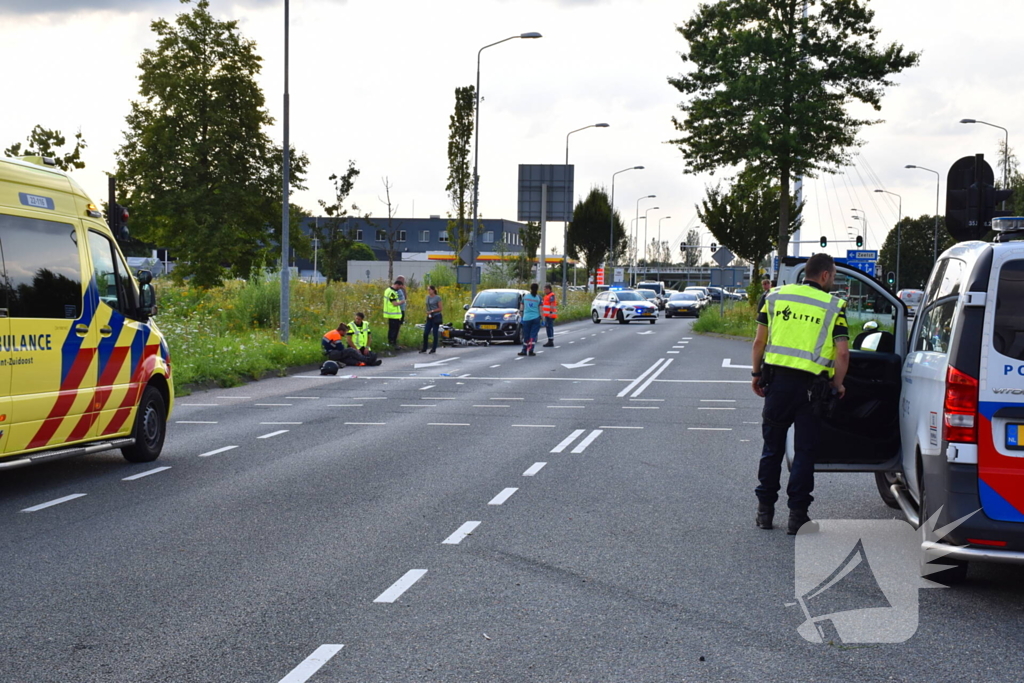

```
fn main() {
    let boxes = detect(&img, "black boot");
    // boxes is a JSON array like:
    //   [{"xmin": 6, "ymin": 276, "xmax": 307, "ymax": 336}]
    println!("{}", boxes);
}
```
[
  {"xmin": 756, "ymin": 503, "xmax": 774, "ymax": 530},
  {"xmin": 787, "ymin": 509, "xmax": 817, "ymax": 535},
  {"xmin": 543, "ymin": 340, "xmax": 554, "ymax": 347}
]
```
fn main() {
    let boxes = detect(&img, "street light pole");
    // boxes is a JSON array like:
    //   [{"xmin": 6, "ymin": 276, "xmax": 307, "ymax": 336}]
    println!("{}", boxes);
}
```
[
  {"xmin": 905, "ymin": 164, "xmax": 941, "ymax": 262},
  {"xmin": 469, "ymin": 32, "xmax": 542, "ymax": 301},
  {"xmin": 961, "ymin": 118, "xmax": 1010, "ymax": 209},
  {"xmin": 850, "ymin": 208, "xmax": 867, "ymax": 249},
  {"xmin": 875, "ymin": 189, "xmax": 902, "ymax": 290},
  {"xmin": 658, "ymin": 215, "xmax": 671, "ymax": 265},
  {"xmin": 643, "ymin": 206, "xmax": 659, "ymax": 266},
  {"xmin": 563, "ymin": 123, "xmax": 609, "ymax": 303},
  {"xmin": 633, "ymin": 194, "xmax": 655, "ymax": 283},
  {"xmin": 608, "ymin": 166, "xmax": 642, "ymax": 283},
  {"xmin": 280, "ymin": 0, "xmax": 290, "ymax": 342}
]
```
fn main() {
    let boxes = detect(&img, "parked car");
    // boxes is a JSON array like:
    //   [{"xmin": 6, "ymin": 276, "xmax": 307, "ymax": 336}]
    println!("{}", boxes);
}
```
[
  {"xmin": 636, "ymin": 287, "xmax": 665, "ymax": 310},
  {"xmin": 590, "ymin": 289, "xmax": 658, "ymax": 324},
  {"xmin": 463, "ymin": 288, "xmax": 527, "ymax": 343},
  {"xmin": 898, "ymin": 288, "xmax": 925, "ymax": 317},
  {"xmin": 684, "ymin": 286, "xmax": 713, "ymax": 306},
  {"xmin": 665, "ymin": 291, "xmax": 703, "ymax": 318},
  {"xmin": 777, "ymin": 220, "xmax": 1024, "ymax": 581}
]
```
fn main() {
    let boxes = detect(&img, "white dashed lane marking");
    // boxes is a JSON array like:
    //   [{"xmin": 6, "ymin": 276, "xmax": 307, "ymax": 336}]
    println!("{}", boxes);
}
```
[
  {"xmin": 523, "ymin": 462, "xmax": 547, "ymax": 476},
  {"xmin": 688, "ymin": 428, "xmax": 733, "ymax": 431},
  {"xmin": 600, "ymin": 425, "xmax": 643, "ymax": 429},
  {"xmin": 418, "ymin": 385, "xmax": 436, "ymax": 391},
  {"xmin": 328, "ymin": 404, "xmax": 363, "ymax": 407},
  {"xmin": 345, "ymin": 422, "xmax": 385, "ymax": 426},
  {"xmin": 122, "ymin": 467, "xmax": 171, "ymax": 481},
  {"xmin": 552, "ymin": 429, "xmax": 585, "ymax": 452},
  {"xmin": 258, "ymin": 430, "xmax": 289, "ymax": 439},
  {"xmin": 176, "ymin": 421, "xmax": 218, "ymax": 424},
  {"xmin": 428, "ymin": 423, "xmax": 470, "ymax": 426},
  {"xmin": 277, "ymin": 645, "xmax": 344, "ymax": 683},
  {"xmin": 489, "ymin": 488, "xmax": 519, "ymax": 505},
  {"xmin": 262, "ymin": 421, "xmax": 303, "ymax": 425},
  {"xmin": 255, "ymin": 403, "xmax": 292, "ymax": 407},
  {"xmin": 374, "ymin": 570, "xmax": 428, "ymax": 603},
  {"xmin": 513, "ymin": 424, "xmax": 556, "ymax": 428},
  {"xmin": 702, "ymin": 400, "xmax": 737, "ymax": 403},
  {"xmin": 442, "ymin": 521, "xmax": 481, "ymax": 545},
  {"xmin": 571, "ymin": 429, "xmax": 603, "ymax": 453},
  {"xmin": 21, "ymin": 494, "xmax": 86, "ymax": 513},
  {"xmin": 286, "ymin": 397, "xmax": 319, "ymax": 400},
  {"xmin": 199, "ymin": 445, "xmax": 238, "ymax": 457}
]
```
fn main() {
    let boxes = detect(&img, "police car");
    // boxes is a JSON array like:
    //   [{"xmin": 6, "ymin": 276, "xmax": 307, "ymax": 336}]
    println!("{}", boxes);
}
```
[
  {"xmin": 779, "ymin": 218, "xmax": 1024, "ymax": 581},
  {"xmin": 590, "ymin": 287, "xmax": 658, "ymax": 324},
  {"xmin": 0, "ymin": 156, "xmax": 173, "ymax": 470}
]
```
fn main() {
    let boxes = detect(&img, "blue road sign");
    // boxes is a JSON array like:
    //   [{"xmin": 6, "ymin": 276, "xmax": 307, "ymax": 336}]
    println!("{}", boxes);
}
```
[
  {"xmin": 847, "ymin": 250, "xmax": 879, "ymax": 260},
  {"xmin": 845, "ymin": 260, "xmax": 877, "ymax": 277}
]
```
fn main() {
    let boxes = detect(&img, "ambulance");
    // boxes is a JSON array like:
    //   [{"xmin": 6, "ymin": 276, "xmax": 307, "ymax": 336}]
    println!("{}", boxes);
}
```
[
  {"xmin": 0, "ymin": 156, "xmax": 172, "ymax": 470},
  {"xmin": 779, "ymin": 219, "xmax": 1024, "ymax": 580}
]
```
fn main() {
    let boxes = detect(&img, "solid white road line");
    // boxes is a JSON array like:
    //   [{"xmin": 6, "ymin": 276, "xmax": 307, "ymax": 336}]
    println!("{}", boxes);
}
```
[
  {"xmin": 523, "ymin": 462, "xmax": 547, "ymax": 476},
  {"xmin": 426, "ymin": 397, "xmax": 457, "ymax": 400},
  {"xmin": 623, "ymin": 406, "xmax": 659, "ymax": 410},
  {"xmin": 655, "ymin": 379, "xmax": 749, "ymax": 384},
  {"xmin": 374, "ymin": 569, "xmax": 428, "ymax": 603},
  {"xmin": 699, "ymin": 407, "xmax": 736, "ymax": 411},
  {"xmin": 199, "ymin": 445, "xmax": 238, "ymax": 457},
  {"xmin": 428, "ymin": 423, "xmax": 470, "ymax": 426},
  {"xmin": 489, "ymin": 488, "xmax": 519, "ymax": 505},
  {"xmin": 21, "ymin": 494, "xmax": 86, "ymax": 512},
  {"xmin": 492, "ymin": 397, "xmax": 525, "ymax": 400},
  {"xmin": 442, "ymin": 521, "xmax": 481, "ymax": 545},
  {"xmin": 328, "ymin": 404, "xmax": 363, "ymax": 407},
  {"xmin": 617, "ymin": 358, "xmax": 666, "ymax": 398},
  {"xmin": 277, "ymin": 645, "xmax": 344, "ymax": 683},
  {"xmin": 418, "ymin": 385, "xmax": 436, "ymax": 391},
  {"xmin": 345, "ymin": 422, "xmax": 385, "ymax": 425},
  {"xmin": 571, "ymin": 429, "xmax": 603, "ymax": 453},
  {"xmin": 547, "ymin": 405, "xmax": 585, "ymax": 409},
  {"xmin": 630, "ymin": 398, "xmax": 664, "ymax": 402},
  {"xmin": 631, "ymin": 358, "xmax": 674, "ymax": 398},
  {"xmin": 474, "ymin": 405, "xmax": 509, "ymax": 408},
  {"xmin": 599, "ymin": 425, "xmax": 643, "ymax": 429},
  {"xmin": 286, "ymin": 396, "xmax": 320, "ymax": 400},
  {"xmin": 552, "ymin": 429, "xmax": 584, "ymax": 452},
  {"xmin": 401, "ymin": 404, "xmax": 434, "ymax": 407},
  {"xmin": 351, "ymin": 397, "xmax": 387, "ymax": 400},
  {"xmin": 513, "ymin": 424, "xmax": 556, "ymax": 428},
  {"xmin": 559, "ymin": 398, "xmax": 594, "ymax": 401},
  {"xmin": 688, "ymin": 428, "xmax": 733, "ymax": 431},
  {"xmin": 262, "ymin": 421, "xmax": 303, "ymax": 425},
  {"xmin": 255, "ymin": 403, "xmax": 292, "ymax": 407},
  {"xmin": 122, "ymin": 466, "xmax": 171, "ymax": 481},
  {"xmin": 702, "ymin": 399, "xmax": 737, "ymax": 402},
  {"xmin": 176, "ymin": 421, "xmax": 218, "ymax": 424},
  {"xmin": 258, "ymin": 430, "xmax": 289, "ymax": 439}
]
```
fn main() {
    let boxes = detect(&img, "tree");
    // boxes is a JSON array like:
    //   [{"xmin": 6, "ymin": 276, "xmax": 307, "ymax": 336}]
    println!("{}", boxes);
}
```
[
  {"xmin": 669, "ymin": 0, "xmax": 919, "ymax": 260},
  {"xmin": 378, "ymin": 176, "xmax": 403, "ymax": 282},
  {"xmin": 314, "ymin": 162, "xmax": 362, "ymax": 282},
  {"xmin": 878, "ymin": 215, "xmax": 955, "ymax": 291},
  {"xmin": 115, "ymin": 0, "xmax": 308, "ymax": 288},
  {"xmin": 682, "ymin": 228, "xmax": 702, "ymax": 267},
  {"xmin": 5, "ymin": 125, "xmax": 87, "ymax": 172},
  {"xmin": 515, "ymin": 221, "xmax": 541, "ymax": 280},
  {"xmin": 697, "ymin": 166, "xmax": 802, "ymax": 267},
  {"xmin": 446, "ymin": 85, "xmax": 475, "ymax": 265},
  {"xmin": 566, "ymin": 188, "xmax": 627, "ymax": 290}
]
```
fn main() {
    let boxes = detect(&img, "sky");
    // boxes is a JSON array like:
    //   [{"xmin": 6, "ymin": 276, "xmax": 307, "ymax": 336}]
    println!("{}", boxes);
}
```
[{"xmin": 3, "ymin": 0, "xmax": 1023, "ymax": 261}]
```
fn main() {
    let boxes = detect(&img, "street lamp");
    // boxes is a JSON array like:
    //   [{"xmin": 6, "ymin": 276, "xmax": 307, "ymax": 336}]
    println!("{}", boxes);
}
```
[
  {"xmin": 609, "ymin": 166, "xmax": 643, "ymax": 274},
  {"xmin": 643, "ymin": 206, "xmax": 659, "ymax": 266},
  {"xmin": 634, "ymin": 194, "xmax": 655, "ymax": 279},
  {"xmin": 905, "ymin": 164, "xmax": 941, "ymax": 262},
  {"xmin": 961, "ymin": 119, "xmax": 1009, "ymax": 208},
  {"xmin": 875, "ymin": 189, "xmax": 902, "ymax": 290},
  {"xmin": 850, "ymin": 208, "xmax": 867, "ymax": 249},
  {"xmin": 657, "ymin": 216, "xmax": 671, "ymax": 264},
  {"xmin": 469, "ymin": 31, "xmax": 542, "ymax": 300},
  {"xmin": 280, "ymin": 0, "xmax": 292, "ymax": 342},
  {"xmin": 563, "ymin": 123, "xmax": 609, "ymax": 302}
]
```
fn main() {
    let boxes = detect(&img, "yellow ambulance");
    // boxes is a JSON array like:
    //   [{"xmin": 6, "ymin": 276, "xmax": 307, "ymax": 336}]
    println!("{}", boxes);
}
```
[{"xmin": 0, "ymin": 156, "xmax": 172, "ymax": 469}]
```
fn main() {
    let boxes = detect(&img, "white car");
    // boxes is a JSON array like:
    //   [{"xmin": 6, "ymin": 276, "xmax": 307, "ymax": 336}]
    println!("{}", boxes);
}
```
[
  {"xmin": 778, "ymin": 218, "xmax": 1024, "ymax": 581},
  {"xmin": 590, "ymin": 289, "xmax": 658, "ymax": 324}
]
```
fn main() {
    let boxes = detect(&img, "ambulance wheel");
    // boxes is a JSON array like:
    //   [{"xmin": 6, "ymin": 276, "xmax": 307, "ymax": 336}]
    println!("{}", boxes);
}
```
[
  {"xmin": 874, "ymin": 472, "xmax": 901, "ymax": 510},
  {"xmin": 122, "ymin": 386, "xmax": 166, "ymax": 463},
  {"xmin": 591, "ymin": 311, "xmax": 601, "ymax": 324}
]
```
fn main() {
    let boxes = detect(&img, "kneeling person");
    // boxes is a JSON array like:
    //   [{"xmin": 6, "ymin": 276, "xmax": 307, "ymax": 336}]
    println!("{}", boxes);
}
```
[{"xmin": 345, "ymin": 312, "xmax": 381, "ymax": 366}]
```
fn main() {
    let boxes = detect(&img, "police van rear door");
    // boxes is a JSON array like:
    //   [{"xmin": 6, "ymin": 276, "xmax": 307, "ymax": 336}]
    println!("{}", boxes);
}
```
[{"xmin": 786, "ymin": 260, "xmax": 909, "ymax": 471}]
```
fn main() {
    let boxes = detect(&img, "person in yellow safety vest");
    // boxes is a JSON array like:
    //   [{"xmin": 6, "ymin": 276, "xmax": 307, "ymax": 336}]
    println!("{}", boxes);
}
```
[
  {"xmin": 750, "ymin": 253, "xmax": 850, "ymax": 535},
  {"xmin": 541, "ymin": 283, "xmax": 558, "ymax": 347},
  {"xmin": 346, "ymin": 312, "xmax": 372, "ymax": 354},
  {"xmin": 383, "ymin": 279, "xmax": 404, "ymax": 347}
]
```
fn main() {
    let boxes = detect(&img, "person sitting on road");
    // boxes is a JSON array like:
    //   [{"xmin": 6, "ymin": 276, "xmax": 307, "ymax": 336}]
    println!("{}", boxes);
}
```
[{"xmin": 345, "ymin": 312, "xmax": 382, "ymax": 366}]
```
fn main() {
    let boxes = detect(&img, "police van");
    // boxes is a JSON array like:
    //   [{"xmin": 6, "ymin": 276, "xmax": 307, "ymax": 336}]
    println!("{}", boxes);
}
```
[
  {"xmin": 780, "ymin": 219, "xmax": 1024, "ymax": 580},
  {"xmin": 0, "ymin": 156, "xmax": 172, "ymax": 470}
]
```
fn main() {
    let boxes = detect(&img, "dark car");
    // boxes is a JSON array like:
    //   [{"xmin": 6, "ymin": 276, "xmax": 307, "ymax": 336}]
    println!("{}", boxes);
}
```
[
  {"xmin": 665, "ymin": 291, "xmax": 703, "ymax": 318},
  {"xmin": 463, "ymin": 288, "xmax": 528, "ymax": 343}
]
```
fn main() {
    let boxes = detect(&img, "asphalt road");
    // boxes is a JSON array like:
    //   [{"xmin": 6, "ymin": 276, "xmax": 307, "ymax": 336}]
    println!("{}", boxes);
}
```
[{"xmin": 2, "ymin": 315, "xmax": 1023, "ymax": 682}]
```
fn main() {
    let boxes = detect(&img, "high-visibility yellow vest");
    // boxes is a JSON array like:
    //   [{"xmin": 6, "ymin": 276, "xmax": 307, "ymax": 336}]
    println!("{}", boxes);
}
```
[
  {"xmin": 763, "ymin": 283, "xmax": 846, "ymax": 377},
  {"xmin": 383, "ymin": 287, "xmax": 402, "ymax": 319},
  {"xmin": 347, "ymin": 320, "xmax": 371, "ymax": 349}
]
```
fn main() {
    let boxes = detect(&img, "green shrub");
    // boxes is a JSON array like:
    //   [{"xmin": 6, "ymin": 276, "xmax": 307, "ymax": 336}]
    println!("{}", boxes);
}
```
[{"xmin": 692, "ymin": 302, "xmax": 759, "ymax": 339}]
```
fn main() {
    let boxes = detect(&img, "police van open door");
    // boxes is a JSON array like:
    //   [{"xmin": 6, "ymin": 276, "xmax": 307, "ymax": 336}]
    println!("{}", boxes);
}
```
[{"xmin": 780, "ymin": 258, "xmax": 909, "ymax": 472}]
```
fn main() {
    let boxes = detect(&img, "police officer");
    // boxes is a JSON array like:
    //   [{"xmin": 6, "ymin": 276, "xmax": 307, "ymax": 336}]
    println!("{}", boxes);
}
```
[
  {"xmin": 751, "ymin": 253, "xmax": 849, "ymax": 534},
  {"xmin": 383, "ymin": 279, "xmax": 403, "ymax": 347}
]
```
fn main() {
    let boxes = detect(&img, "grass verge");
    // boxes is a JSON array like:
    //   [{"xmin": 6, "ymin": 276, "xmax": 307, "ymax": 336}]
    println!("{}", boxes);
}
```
[{"xmin": 691, "ymin": 302, "xmax": 759, "ymax": 339}]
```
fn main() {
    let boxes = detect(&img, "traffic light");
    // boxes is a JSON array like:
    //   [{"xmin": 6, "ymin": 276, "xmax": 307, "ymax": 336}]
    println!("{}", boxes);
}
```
[
  {"xmin": 110, "ymin": 203, "xmax": 130, "ymax": 241},
  {"xmin": 886, "ymin": 271, "xmax": 896, "ymax": 286},
  {"xmin": 855, "ymin": 235, "xmax": 864, "ymax": 248},
  {"xmin": 819, "ymin": 236, "xmax": 828, "ymax": 248},
  {"xmin": 710, "ymin": 242, "xmax": 717, "ymax": 251},
  {"xmin": 983, "ymin": 184, "xmax": 1014, "ymax": 229}
]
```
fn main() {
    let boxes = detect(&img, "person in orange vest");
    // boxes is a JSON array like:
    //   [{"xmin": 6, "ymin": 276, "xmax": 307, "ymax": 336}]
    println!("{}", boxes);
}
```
[{"xmin": 541, "ymin": 283, "xmax": 558, "ymax": 347}]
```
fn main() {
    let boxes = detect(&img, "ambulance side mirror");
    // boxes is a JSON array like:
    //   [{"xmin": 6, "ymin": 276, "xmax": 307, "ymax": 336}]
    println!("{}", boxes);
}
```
[{"xmin": 136, "ymin": 269, "xmax": 157, "ymax": 321}]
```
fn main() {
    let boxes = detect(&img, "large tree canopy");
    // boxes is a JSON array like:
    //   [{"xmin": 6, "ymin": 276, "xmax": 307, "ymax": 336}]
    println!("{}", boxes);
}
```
[
  {"xmin": 878, "ymin": 215, "xmax": 954, "ymax": 291},
  {"xmin": 116, "ymin": 0, "xmax": 307, "ymax": 287},
  {"xmin": 566, "ymin": 188, "xmax": 626, "ymax": 289},
  {"xmin": 5, "ymin": 125, "xmax": 87, "ymax": 172},
  {"xmin": 697, "ymin": 166, "xmax": 802, "ymax": 267},
  {"xmin": 669, "ymin": 0, "xmax": 919, "ymax": 259},
  {"xmin": 446, "ymin": 85, "xmax": 475, "ymax": 265}
]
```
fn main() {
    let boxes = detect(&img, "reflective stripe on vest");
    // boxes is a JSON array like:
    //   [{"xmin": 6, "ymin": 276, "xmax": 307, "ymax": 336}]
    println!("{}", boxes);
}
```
[
  {"xmin": 347, "ymin": 321, "xmax": 370, "ymax": 348},
  {"xmin": 541, "ymin": 293, "xmax": 558, "ymax": 319},
  {"xmin": 764, "ymin": 284, "xmax": 843, "ymax": 376},
  {"xmin": 383, "ymin": 287, "xmax": 402, "ymax": 319}
]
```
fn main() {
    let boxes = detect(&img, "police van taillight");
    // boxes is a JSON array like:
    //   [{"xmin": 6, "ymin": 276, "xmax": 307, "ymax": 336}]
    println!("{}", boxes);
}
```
[{"xmin": 944, "ymin": 365, "xmax": 979, "ymax": 444}]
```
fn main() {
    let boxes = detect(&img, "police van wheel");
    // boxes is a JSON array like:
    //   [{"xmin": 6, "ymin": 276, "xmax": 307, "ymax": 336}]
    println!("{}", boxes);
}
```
[
  {"xmin": 122, "ymin": 386, "xmax": 167, "ymax": 463},
  {"xmin": 918, "ymin": 477, "xmax": 969, "ymax": 584},
  {"xmin": 874, "ymin": 472, "xmax": 901, "ymax": 510}
]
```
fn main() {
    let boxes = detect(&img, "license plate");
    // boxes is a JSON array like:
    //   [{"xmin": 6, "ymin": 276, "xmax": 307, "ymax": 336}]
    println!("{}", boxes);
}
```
[
  {"xmin": 480, "ymin": 324, "xmax": 498, "ymax": 330},
  {"xmin": 1007, "ymin": 423, "xmax": 1024, "ymax": 450}
]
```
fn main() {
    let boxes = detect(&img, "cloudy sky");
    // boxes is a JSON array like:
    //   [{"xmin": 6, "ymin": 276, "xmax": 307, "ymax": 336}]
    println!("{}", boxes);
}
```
[{"xmin": 3, "ymin": 0, "xmax": 1022, "ymax": 259}]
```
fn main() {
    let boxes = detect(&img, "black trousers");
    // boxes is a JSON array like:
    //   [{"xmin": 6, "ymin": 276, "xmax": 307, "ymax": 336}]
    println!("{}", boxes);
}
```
[
  {"xmin": 422, "ymin": 317, "xmax": 441, "ymax": 351},
  {"xmin": 756, "ymin": 370, "xmax": 821, "ymax": 511},
  {"xmin": 387, "ymin": 318, "xmax": 402, "ymax": 345}
]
